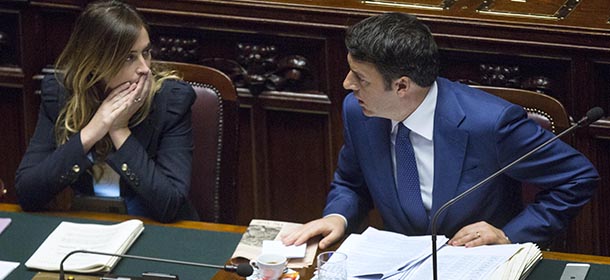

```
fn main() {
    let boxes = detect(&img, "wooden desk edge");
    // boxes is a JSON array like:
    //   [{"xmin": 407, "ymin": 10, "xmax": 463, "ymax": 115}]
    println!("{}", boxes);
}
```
[
  {"xmin": 0, "ymin": 203, "xmax": 246, "ymax": 233},
  {"xmin": 543, "ymin": 251, "xmax": 610, "ymax": 265}
]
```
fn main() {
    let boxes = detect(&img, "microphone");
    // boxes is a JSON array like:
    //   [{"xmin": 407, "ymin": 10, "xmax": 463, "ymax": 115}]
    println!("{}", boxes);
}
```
[
  {"xmin": 58, "ymin": 249, "xmax": 254, "ymax": 280},
  {"xmin": 429, "ymin": 107, "xmax": 604, "ymax": 280}
]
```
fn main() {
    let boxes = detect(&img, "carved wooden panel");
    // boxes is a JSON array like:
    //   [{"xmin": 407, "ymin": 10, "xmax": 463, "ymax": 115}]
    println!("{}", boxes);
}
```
[
  {"xmin": 149, "ymin": 27, "xmax": 322, "ymax": 96},
  {"xmin": 438, "ymin": 49, "xmax": 569, "ymax": 100}
]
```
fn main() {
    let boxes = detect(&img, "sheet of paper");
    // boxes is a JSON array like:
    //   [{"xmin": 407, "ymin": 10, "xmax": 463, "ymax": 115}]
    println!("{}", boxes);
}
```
[
  {"xmin": 336, "ymin": 227, "xmax": 448, "ymax": 278},
  {"xmin": 0, "ymin": 218, "xmax": 10, "ymax": 235},
  {"xmin": 405, "ymin": 244, "xmax": 522, "ymax": 280},
  {"xmin": 262, "ymin": 240, "xmax": 306, "ymax": 258},
  {"xmin": 25, "ymin": 219, "xmax": 143, "ymax": 272},
  {"xmin": 0, "ymin": 260, "xmax": 19, "ymax": 280}
]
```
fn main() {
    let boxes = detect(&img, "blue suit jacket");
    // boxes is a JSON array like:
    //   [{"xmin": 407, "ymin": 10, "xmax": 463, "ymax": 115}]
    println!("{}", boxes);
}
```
[{"xmin": 324, "ymin": 77, "xmax": 599, "ymax": 244}]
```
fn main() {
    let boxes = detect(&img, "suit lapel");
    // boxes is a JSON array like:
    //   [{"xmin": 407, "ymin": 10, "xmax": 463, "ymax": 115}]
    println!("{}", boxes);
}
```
[
  {"xmin": 364, "ymin": 117, "xmax": 398, "ymax": 204},
  {"xmin": 430, "ymin": 79, "xmax": 469, "ymax": 229}
]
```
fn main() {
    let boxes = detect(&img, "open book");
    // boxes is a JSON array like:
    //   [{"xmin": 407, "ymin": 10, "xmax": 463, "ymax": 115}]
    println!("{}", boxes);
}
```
[
  {"xmin": 231, "ymin": 219, "xmax": 318, "ymax": 268},
  {"xmin": 25, "ymin": 219, "xmax": 144, "ymax": 273},
  {"xmin": 336, "ymin": 227, "xmax": 541, "ymax": 280}
]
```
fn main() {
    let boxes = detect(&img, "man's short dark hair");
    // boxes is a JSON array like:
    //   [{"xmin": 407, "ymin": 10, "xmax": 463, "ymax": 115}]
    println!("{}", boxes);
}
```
[{"xmin": 345, "ymin": 12, "xmax": 440, "ymax": 89}]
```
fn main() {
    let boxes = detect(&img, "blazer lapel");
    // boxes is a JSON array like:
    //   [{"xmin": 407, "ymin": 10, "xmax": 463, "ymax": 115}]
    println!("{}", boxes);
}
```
[
  {"xmin": 364, "ymin": 117, "xmax": 398, "ymax": 204},
  {"xmin": 430, "ymin": 79, "xmax": 469, "ymax": 230}
]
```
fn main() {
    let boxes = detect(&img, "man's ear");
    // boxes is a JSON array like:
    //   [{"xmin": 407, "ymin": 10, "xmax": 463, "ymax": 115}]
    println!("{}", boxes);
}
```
[{"xmin": 395, "ymin": 76, "xmax": 411, "ymax": 97}]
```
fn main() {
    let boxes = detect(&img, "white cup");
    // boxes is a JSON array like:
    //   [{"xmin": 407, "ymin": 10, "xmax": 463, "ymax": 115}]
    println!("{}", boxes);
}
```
[{"xmin": 250, "ymin": 253, "xmax": 287, "ymax": 280}]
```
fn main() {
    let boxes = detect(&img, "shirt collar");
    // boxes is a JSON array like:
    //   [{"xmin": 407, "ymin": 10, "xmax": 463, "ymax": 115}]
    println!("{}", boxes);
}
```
[{"xmin": 391, "ymin": 81, "xmax": 437, "ymax": 141}]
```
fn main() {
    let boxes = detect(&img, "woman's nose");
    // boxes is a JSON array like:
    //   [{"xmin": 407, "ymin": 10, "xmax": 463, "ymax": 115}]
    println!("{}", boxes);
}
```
[{"xmin": 136, "ymin": 55, "xmax": 150, "ymax": 74}]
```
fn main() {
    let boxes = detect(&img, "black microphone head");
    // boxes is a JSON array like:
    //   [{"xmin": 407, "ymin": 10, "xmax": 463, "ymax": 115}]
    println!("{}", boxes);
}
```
[
  {"xmin": 586, "ymin": 107, "xmax": 604, "ymax": 124},
  {"xmin": 235, "ymin": 263, "xmax": 254, "ymax": 277}
]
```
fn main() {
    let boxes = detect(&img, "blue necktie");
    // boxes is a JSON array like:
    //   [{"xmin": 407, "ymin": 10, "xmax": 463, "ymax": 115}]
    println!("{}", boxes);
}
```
[{"xmin": 396, "ymin": 124, "xmax": 429, "ymax": 234}]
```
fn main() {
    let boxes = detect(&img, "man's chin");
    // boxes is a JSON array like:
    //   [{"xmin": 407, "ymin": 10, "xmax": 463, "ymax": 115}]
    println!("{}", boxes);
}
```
[{"xmin": 360, "ymin": 107, "xmax": 373, "ymax": 117}]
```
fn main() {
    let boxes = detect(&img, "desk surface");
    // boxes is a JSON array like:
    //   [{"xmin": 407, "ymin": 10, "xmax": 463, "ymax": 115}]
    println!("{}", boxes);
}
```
[
  {"xmin": 2, "ymin": 203, "xmax": 610, "ymax": 280},
  {"xmin": 0, "ymin": 203, "xmax": 247, "ymax": 280}
]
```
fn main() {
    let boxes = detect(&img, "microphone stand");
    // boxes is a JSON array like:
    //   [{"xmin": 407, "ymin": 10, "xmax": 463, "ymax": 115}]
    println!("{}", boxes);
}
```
[
  {"xmin": 430, "ymin": 107, "xmax": 603, "ymax": 280},
  {"xmin": 58, "ymin": 249, "xmax": 253, "ymax": 280}
]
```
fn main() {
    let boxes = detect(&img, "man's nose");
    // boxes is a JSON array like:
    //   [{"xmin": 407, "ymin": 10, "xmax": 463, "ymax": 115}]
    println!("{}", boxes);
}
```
[{"xmin": 343, "ymin": 72, "xmax": 358, "ymax": 91}]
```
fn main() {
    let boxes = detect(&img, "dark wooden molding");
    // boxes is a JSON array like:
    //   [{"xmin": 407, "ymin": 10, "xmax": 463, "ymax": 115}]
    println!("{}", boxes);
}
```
[{"xmin": 362, "ymin": 0, "xmax": 458, "ymax": 11}]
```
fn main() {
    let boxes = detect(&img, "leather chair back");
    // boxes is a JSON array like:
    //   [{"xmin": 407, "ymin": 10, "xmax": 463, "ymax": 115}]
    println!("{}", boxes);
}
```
[{"xmin": 155, "ymin": 61, "xmax": 239, "ymax": 223}]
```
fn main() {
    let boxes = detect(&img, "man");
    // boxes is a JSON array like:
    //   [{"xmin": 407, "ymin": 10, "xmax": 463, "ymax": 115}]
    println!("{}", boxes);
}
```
[{"xmin": 282, "ymin": 12, "xmax": 599, "ymax": 249}]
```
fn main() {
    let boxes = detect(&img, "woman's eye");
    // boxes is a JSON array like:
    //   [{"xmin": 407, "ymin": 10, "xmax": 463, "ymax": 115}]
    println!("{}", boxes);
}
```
[{"xmin": 125, "ymin": 54, "xmax": 135, "ymax": 62}]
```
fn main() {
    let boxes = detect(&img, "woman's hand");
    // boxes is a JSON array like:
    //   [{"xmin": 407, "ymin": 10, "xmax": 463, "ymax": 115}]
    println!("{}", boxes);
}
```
[
  {"xmin": 108, "ymin": 73, "xmax": 151, "ymax": 148},
  {"xmin": 109, "ymin": 73, "xmax": 150, "ymax": 131},
  {"xmin": 80, "ymin": 81, "xmax": 137, "ymax": 153}
]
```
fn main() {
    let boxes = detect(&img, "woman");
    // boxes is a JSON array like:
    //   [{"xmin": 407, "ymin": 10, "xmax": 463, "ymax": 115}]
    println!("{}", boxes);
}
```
[{"xmin": 15, "ymin": 0, "xmax": 199, "ymax": 222}]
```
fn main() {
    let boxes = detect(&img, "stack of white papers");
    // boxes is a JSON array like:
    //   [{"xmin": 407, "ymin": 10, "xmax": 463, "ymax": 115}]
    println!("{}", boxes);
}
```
[
  {"xmin": 335, "ymin": 227, "xmax": 541, "ymax": 280},
  {"xmin": 25, "ymin": 219, "xmax": 144, "ymax": 273}
]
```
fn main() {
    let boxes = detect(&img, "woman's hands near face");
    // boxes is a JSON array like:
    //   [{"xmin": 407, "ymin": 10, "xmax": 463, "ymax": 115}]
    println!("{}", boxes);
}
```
[
  {"xmin": 80, "ymin": 81, "xmax": 135, "ymax": 151},
  {"xmin": 109, "ymin": 73, "xmax": 150, "ymax": 132},
  {"xmin": 80, "ymin": 73, "xmax": 151, "ymax": 152}
]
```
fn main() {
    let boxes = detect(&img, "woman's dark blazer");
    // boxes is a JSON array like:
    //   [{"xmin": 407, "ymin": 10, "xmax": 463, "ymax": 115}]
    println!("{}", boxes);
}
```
[{"xmin": 15, "ymin": 75, "xmax": 199, "ymax": 222}]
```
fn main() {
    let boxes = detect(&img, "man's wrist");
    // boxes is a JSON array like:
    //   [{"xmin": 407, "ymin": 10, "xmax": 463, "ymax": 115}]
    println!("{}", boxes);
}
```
[{"xmin": 324, "ymin": 214, "xmax": 348, "ymax": 230}]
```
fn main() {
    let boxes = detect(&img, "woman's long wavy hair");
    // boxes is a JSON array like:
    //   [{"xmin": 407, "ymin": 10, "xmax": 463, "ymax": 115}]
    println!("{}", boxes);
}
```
[{"xmin": 54, "ymin": 0, "xmax": 178, "ymax": 165}]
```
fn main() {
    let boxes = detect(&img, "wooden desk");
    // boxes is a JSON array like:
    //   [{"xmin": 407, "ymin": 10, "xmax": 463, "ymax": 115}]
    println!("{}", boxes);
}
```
[
  {"xmin": 0, "ymin": 203, "xmax": 248, "ymax": 280},
  {"xmin": 3, "ymin": 203, "xmax": 610, "ymax": 279},
  {"xmin": 0, "ymin": 202, "xmax": 246, "ymax": 234}
]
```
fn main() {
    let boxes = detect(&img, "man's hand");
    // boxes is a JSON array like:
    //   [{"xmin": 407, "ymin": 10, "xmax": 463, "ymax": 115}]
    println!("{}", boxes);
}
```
[
  {"xmin": 281, "ymin": 216, "xmax": 346, "ymax": 249},
  {"xmin": 448, "ymin": 221, "xmax": 511, "ymax": 247}
]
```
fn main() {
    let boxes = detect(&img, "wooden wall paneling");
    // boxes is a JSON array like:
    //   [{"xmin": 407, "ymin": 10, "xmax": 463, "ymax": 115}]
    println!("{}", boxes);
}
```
[
  {"xmin": 264, "ymin": 108, "xmax": 331, "ymax": 223},
  {"xmin": 0, "ymin": 5, "xmax": 25, "ymax": 203},
  {"xmin": 236, "ymin": 92, "xmax": 333, "ymax": 224},
  {"xmin": 0, "ymin": 87, "xmax": 24, "ymax": 203},
  {"xmin": 590, "ymin": 138, "xmax": 610, "ymax": 256},
  {"xmin": 587, "ymin": 60, "xmax": 610, "ymax": 256},
  {"xmin": 590, "ymin": 60, "xmax": 610, "ymax": 121},
  {"xmin": 237, "ymin": 105, "xmax": 255, "ymax": 225}
]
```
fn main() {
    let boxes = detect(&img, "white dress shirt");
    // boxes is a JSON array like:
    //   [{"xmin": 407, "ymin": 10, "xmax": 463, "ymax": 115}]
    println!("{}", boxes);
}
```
[{"xmin": 391, "ymin": 81, "xmax": 437, "ymax": 212}]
